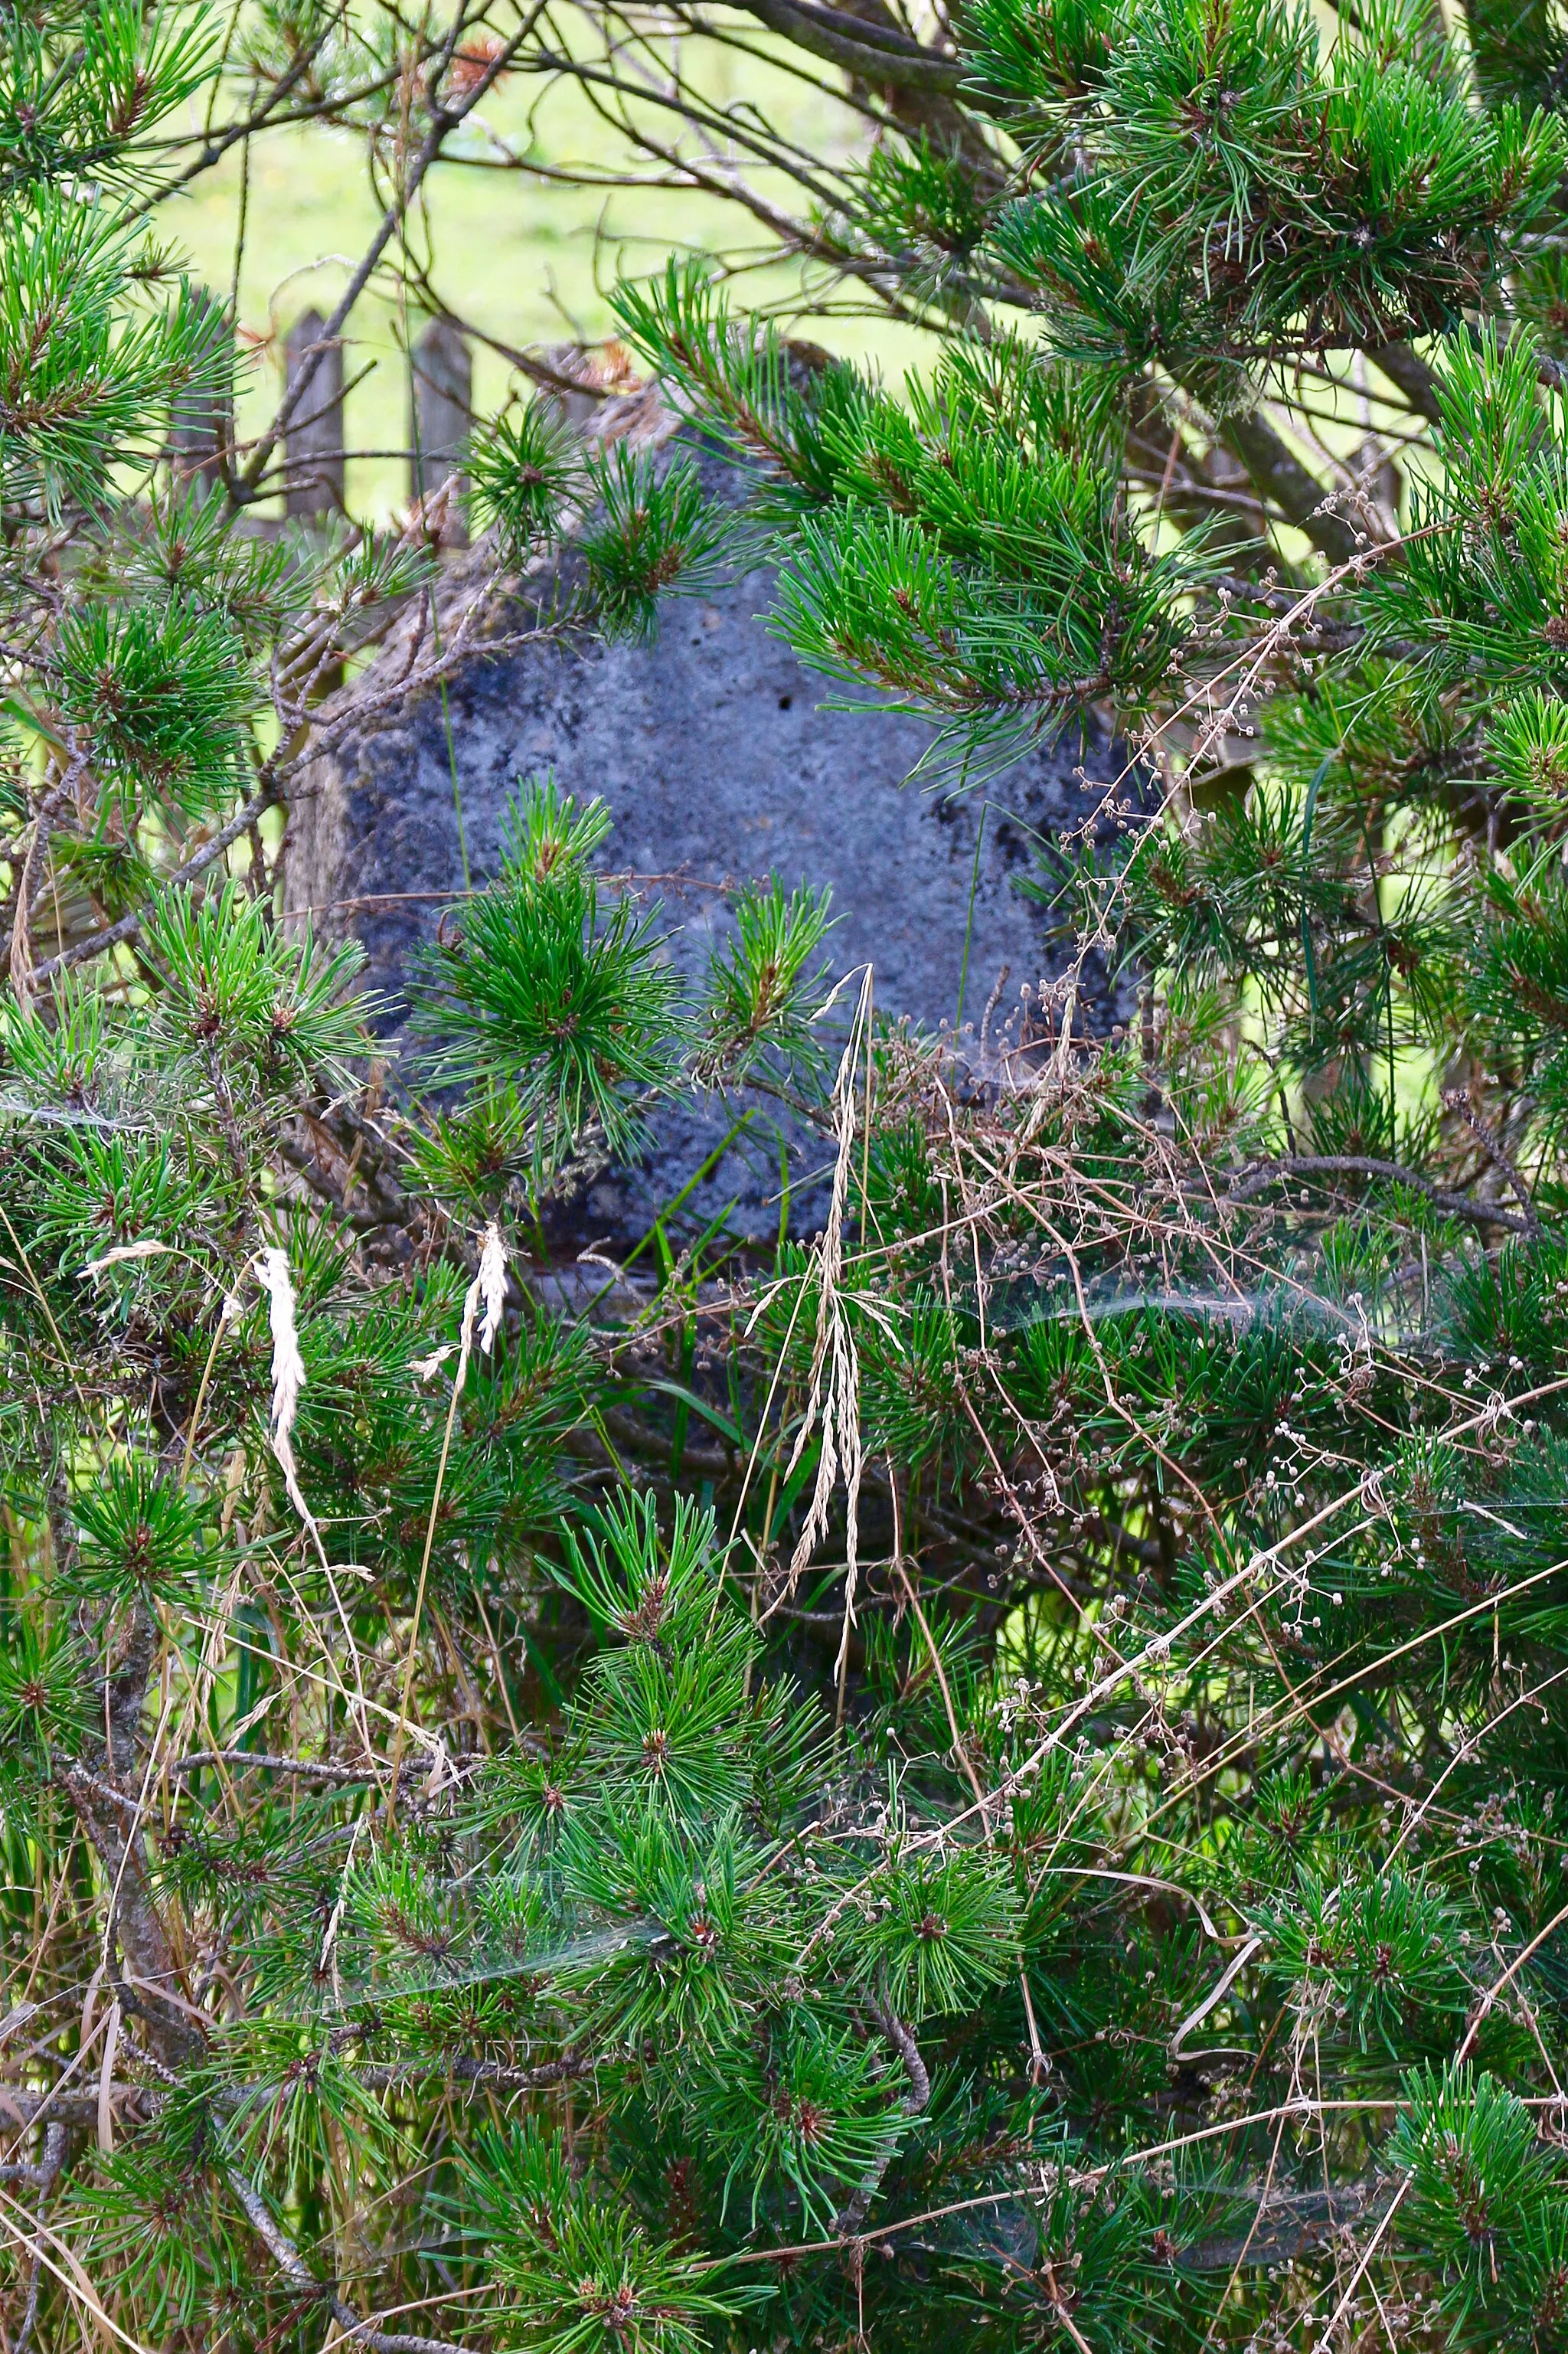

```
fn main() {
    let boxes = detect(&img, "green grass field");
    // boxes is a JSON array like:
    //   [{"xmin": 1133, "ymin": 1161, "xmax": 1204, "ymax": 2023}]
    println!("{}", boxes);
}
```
[{"xmin": 164, "ymin": 47, "xmax": 927, "ymax": 520}]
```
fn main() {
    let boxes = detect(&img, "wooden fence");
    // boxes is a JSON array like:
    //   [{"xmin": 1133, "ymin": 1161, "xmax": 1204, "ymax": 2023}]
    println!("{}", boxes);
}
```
[{"xmin": 170, "ymin": 298, "xmax": 475, "ymax": 540}]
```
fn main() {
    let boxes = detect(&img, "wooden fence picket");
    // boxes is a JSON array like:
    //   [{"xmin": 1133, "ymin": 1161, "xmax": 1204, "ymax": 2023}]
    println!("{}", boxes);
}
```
[
  {"xmin": 410, "ymin": 316, "xmax": 472, "ymax": 544},
  {"xmin": 167, "ymin": 285, "xmax": 234, "ymax": 500},
  {"xmin": 283, "ymin": 307, "xmax": 347, "ymax": 525}
]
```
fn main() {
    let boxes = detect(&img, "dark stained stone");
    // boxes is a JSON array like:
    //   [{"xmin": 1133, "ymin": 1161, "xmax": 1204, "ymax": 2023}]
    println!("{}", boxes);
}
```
[{"xmin": 285, "ymin": 427, "xmax": 1135, "ymax": 1250}]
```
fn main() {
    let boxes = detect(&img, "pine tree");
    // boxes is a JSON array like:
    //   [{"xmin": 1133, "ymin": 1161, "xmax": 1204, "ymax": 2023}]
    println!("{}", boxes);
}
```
[
  {"xmin": 601, "ymin": 0, "xmax": 1568, "ymax": 2343},
  {"xmin": 9, "ymin": 3, "xmax": 1568, "ymax": 2354}
]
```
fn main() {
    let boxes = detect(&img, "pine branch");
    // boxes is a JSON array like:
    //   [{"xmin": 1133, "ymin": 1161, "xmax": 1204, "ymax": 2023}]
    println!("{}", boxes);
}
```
[
  {"xmin": 1217, "ymin": 1154, "xmax": 1538, "ymax": 1234},
  {"xmin": 24, "ymin": 780, "xmax": 280, "ymax": 989},
  {"xmin": 833, "ymin": 2005, "xmax": 929, "ymax": 2235},
  {"xmin": 59, "ymin": 1602, "xmax": 205, "ymax": 2071},
  {"xmin": 227, "ymin": 2163, "xmax": 471, "ymax": 2354}
]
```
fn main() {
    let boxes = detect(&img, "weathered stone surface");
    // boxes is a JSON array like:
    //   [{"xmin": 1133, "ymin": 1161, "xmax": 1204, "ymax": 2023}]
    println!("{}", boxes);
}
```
[{"xmin": 285, "ymin": 421, "xmax": 1131, "ymax": 1247}]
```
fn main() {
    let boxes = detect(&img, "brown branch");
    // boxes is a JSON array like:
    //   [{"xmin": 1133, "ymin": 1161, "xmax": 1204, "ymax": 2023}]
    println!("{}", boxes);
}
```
[
  {"xmin": 1440, "ymin": 1090, "xmax": 1544, "ymax": 1239},
  {"xmin": 228, "ymin": 2162, "xmax": 471, "ymax": 2354},
  {"xmin": 1217, "ymin": 407, "xmax": 1359, "ymax": 570},
  {"xmin": 355, "ymin": 2052, "xmax": 596, "ymax": 2094},
  {"xmin": 834, "ymin": 2002, "xmax": 928, "ymax": 2235},
  {"xmin": 12, "ymin": 2123, "xmax": 66, "ymax": 2354},
  {"xmin": 24, "ymin": 577, "xmax": 557, "ymax": 989},
  {"xmin": 1365, "ymin": 342, "xmax": 1442, "ymax": 427},
  {"xmin": 162, "ymin": 1750, "xmax": 378, "ymax": 1785},
  {"xmin": 25, "ymin": 782, "xmax": 280, "ymax": 989},
  {"xmin": 729, "ymin": 0, "xmax": 967, "ymax": 90},
  {"xmin": 0, "ymin": 2084, "xmax": 155, "ymax": 2128},
  {"xmin": 60, "ymin": 1602, "xmax": 206, "ymax": 2071},
  {"xmin": 1219, "ymin": 1153, "xmax": 1536, "ymax": 1235},
  {"xmin": 235, "ymin": 11, "xmax": 535, "ymax": 502}
]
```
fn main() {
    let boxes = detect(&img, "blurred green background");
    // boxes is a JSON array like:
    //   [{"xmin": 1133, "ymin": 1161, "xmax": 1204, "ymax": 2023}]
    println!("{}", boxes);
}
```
[{"xmin": 166, "ymin": 42, "xmax": 924, "ymax": 518}]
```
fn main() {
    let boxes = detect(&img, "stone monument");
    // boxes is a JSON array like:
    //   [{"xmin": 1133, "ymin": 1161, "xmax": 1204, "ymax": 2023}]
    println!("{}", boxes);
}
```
[{"xmin": 283, "ymin": 383, "xmax": 1132, "ymax": 1247}]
